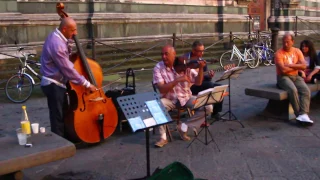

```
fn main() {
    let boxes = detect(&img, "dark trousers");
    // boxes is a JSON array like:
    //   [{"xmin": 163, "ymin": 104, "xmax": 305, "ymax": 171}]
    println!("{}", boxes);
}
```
[
  {"xmin": 310, "ymin": 73, "xmax": 320, "ymax": 83},
  {"xmin": 190, "ymin": 81, "xmax": 223, "ymax": 113},
  {"xmin": 41, "ymin": 84, "xmax": 66, "ymax": 137}
]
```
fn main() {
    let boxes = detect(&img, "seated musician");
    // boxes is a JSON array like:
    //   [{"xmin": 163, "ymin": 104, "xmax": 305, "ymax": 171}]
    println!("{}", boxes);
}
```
[
  {"xmin": 181, "ymin": 40, "xmax": 223, "ymax": 119},
  {"xmin": 153, "ymin": 45, "xmax": 212, "ymax": 148}
]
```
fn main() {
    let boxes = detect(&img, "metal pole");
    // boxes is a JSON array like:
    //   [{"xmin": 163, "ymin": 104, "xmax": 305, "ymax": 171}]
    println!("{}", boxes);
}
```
[
  {"xmin": 92, "ymin": 37, "xmax": 96, "ymax": 60},
  {"xmin": 172, "ymin": 33, "xmax": 176, "ymax": 48},
  {"xmin": 248, "ymin": 16, "xmax": 251, "ymax": 40},
  {"xmin": 146, "ymin": 129, "xmax": 150, "ymax": 177},
  {"xmin": 295, "ymin": 16, "xmax": 298, "ymax": 37},
  {"xmin": 271, "ymin": 28, "xmax": 280, "ymax": 53}
]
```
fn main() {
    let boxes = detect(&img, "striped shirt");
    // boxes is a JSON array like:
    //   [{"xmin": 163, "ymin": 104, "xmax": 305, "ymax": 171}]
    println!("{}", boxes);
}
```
[{"xmin": 153, "ymin": 61, "xmax": 197, "ymax": 106}]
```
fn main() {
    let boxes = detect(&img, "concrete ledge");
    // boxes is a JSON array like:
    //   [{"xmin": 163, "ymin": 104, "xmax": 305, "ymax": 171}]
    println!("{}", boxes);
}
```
[
  {"xmin": 0, "ymin": 132, "xmax": 76, "ymax": 176},
  {"xmin": 245, "ymin": 83, "xmax": 320, "ymax": 120},
  {"xmin": 245, "ymin": 83, "xmax": 320, "ymax": 101}
]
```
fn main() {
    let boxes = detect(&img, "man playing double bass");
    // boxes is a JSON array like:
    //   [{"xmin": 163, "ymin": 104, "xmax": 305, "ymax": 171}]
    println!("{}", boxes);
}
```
[{"xmin": 40, "ymin": 17, "xmax": 97, "ymax": 138}]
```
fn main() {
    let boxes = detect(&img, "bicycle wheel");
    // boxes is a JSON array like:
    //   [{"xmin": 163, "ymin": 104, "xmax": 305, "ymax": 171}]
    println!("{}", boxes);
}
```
[
  {"xmin": 220, "ymin": 50, "xmax": 241, "ymax": 68},
  {"xmin": 264, "ymin": 49, "xmax": 275, "ymax": 66},
  {"xmin": 245, "ymin": 48, "xmax": 260, "ymax": 69},
  {"xmin": 5, "ymin": 74, "xmax": 34, "ymax": 103}
]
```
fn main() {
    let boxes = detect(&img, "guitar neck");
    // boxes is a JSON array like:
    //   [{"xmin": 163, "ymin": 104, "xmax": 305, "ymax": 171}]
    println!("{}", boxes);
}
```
[
  {"xmin": 207, "ymin": 63, "xmax": 236, "ymax": 74},
  {"xmin": 210, "ymin": 66, "xmax": 226, "ymax": 73}
]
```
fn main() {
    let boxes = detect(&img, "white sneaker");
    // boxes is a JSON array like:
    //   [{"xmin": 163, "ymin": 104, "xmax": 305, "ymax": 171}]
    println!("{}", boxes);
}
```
[
  {"xmin": 301, "ymin": 114, "xmax": 313, "ymax": 123},
  {"xmin": 296, "ymin": 114, "xmax": 313, "ymax": 123}
]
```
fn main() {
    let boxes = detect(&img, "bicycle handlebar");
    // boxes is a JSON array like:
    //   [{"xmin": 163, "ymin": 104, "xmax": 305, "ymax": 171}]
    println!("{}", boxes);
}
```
[
  {"xmin": 18, "ymin": 47, "xmax": 24, "ymax": 52},
  {"xmin": 28, "ymin": 54, "xmax": 36, "ymax": 57}
]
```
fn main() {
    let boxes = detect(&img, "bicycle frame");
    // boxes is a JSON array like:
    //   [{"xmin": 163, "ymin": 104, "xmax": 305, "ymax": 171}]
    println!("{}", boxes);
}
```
[
  {"xmin": 230, "ymin": 44, "xmax": 252, "ymax": 62},
  {"xmin": 254, "ymin": 45, "xmax": 272, "ymax": 61},
  {"xmin": 17, "ymin": 50, "xmax": 42, "ymax": 84}
]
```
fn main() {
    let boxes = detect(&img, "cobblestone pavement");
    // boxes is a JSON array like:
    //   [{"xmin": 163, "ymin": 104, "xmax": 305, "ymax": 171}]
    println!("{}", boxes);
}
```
[{"xmin": 1, "ymin": 66, "xmax": 320, "ymax": 180}]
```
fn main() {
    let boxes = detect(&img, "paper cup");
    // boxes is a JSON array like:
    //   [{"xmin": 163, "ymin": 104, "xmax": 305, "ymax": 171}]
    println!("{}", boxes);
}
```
[
  {"xmin": 31, "ymin": 123, "xmax": 39, "ymax": 134},
  {"xmin": 16, "ymin": 128, "xmax": 27, "ymax": 145},
  {"xmin": 40, "ymin": 127, "xmax": 45, "ymax": 133}
]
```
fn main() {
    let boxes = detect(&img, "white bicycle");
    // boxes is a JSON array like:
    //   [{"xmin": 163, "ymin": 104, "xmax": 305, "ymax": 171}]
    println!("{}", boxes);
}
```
[
  {"xmin": 220, "ymin": 37, "xmax": 260, "ymax": 69},
  {"xmin": 4, "ymin": 45, "xmax": 42, "ymax": 103}
]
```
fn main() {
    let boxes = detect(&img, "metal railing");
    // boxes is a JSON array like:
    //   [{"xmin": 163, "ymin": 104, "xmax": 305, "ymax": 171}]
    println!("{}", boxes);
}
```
[{"xmin": 294, "ymin": 16, "xmax": 320, "ymax": 41}]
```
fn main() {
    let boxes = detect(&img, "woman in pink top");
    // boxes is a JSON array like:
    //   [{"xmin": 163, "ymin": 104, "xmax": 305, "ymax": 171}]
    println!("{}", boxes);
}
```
[{"xmin": 299, "ymin": 40, "xmax": 320, "ymax": 83}]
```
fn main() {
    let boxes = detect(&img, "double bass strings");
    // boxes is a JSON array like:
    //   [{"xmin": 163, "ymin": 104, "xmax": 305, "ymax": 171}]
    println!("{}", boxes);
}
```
[{"xmin": 97, "ymin": 77, "xmax": 123, "ymax": 91}]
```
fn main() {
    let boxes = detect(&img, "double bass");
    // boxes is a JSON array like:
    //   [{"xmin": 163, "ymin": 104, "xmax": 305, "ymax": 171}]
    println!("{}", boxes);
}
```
[{"xmin": 56, "ymin": 3, "xmax": 118, "ymax": 143}]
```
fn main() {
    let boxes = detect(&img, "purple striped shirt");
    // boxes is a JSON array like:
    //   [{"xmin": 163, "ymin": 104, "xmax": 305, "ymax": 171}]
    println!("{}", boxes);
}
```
[{"xmin": 40, "ymin": 28, "xmax": 87, "ymax": 87}]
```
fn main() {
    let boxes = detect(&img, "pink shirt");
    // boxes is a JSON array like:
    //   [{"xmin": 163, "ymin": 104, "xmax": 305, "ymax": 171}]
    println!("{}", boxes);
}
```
[{"xmin": 153, "ymin": 61, "xmax": 198, "ymax": 106}]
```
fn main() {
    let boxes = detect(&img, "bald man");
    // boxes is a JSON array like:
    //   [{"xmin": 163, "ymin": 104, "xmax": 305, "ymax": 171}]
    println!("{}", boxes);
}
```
[
  {"xmin": 40, "ymin": 17, "xmax": 96, "ymax": 137},
  {"xmin": 275, "ymin": 33, "xmax": 312, "ymax": 123},
  {"xmin": 153, "ymin": 45, "xmax": 212, "ymax": 148}
]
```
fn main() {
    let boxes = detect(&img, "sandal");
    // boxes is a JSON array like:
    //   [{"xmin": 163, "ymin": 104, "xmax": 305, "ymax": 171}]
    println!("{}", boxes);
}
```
[{"xmin": 155, "ymin": 138, "xmax": 168, "ymax": 148}]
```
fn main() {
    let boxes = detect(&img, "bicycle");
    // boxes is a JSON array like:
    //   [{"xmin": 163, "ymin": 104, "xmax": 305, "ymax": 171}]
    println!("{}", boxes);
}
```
[
  {"xmin": 4, "ymin": 45, "xmax": 42, "ymax": 103},
  {"xmin": 252, "ymin": 43, "xmax": 275, "ymax": 66},
  {"xmin": 220, "ymin": 36, "xmax": 260, "ymax": 69}
]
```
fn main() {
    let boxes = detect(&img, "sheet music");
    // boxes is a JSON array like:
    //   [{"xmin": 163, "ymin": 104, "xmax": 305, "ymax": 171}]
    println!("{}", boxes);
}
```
[
  {"xmin": 128, "ymin": 116, "xmax": 146, "ymax": 132},
  {"xmin": 143, "ymin": 117, "xmax": 157, "ymax": 127},
  {"xmin": 194, "ymin": 85, "xmax": 229, "ymax": 109},
  {"xmin": 198, "ymin": 88, "xmax": 215, "ymax": 96},
  {"xmin": 145, "ymin": 100, "xmax": 169, "ymax": 125}
]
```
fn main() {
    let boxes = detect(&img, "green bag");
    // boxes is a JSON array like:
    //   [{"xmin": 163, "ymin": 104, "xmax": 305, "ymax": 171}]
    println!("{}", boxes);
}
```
[{"xmin": 147, "ymin": 161, "xmax": 194, "ymax": 180}]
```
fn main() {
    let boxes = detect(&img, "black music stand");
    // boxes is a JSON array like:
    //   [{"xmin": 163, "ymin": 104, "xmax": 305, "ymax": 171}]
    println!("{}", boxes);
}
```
[
  {"xmin": 215, "ymin": 66, "xmax": 246, "ymax": 128},
  {"xmin": 187, "ymin": 85, "xmax": 228, "ymax": 150},
  {"xmin": 117, "ymin": 92, "xmax": 172, "ymax": 180}
]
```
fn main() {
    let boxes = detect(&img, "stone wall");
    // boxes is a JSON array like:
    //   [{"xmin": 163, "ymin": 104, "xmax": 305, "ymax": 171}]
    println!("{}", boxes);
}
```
[
  {"xmin": 0, "ymin": 0, "xmax": 250, "ymax": 45},
  {"xmin": 268, "ymin": 0, "xmax": 320, "ymax": 34}
]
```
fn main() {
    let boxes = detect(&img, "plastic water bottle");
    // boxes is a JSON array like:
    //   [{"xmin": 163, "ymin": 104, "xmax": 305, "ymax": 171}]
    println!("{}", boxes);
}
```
[
  {"xmin": 314, "ymin": 78, "xmax": 317, "ymax": 84},
  {"xmin": 21, "ymin": 105, "xmax": 31, "ymax": 135}
]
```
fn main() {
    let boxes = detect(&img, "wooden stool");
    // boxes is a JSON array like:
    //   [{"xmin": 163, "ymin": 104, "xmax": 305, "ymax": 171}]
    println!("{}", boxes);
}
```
[{"xmin": 165, "ymin": 107, "xmax": 193, "ymax": 142}]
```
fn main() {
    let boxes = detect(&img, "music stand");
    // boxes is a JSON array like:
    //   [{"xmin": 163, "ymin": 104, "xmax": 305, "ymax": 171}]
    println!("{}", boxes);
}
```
[
  {"xmin": 215, "ymin": 66, "xmax": 246, "ymax": 128},
  {"xmin": 117, "ymin": 92, "xmax": 172, "ymax": 179},
  {"xmin": 187, "ymin": 85, "xmax": 228, "ymax": 150}
]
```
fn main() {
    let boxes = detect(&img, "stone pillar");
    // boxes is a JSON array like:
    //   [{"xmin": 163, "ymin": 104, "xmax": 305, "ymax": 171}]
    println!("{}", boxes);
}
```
[
  {"xmin": 0, "ymin": 0, "xmax": 18, "ymax": 13},
  {"xmin": 271, "ymin": 28, "xmax": 279, "ymax": 52}
]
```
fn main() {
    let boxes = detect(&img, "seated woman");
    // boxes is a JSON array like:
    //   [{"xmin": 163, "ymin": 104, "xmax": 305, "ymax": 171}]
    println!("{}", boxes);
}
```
[{"xmin": 299, "ymin": 40, "xmax": 320, "ymax": 83}]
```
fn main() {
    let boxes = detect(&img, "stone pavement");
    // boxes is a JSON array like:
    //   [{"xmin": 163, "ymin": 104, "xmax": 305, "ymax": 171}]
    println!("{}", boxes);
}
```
[{"xmin": 1, "ymin": 66, "xmax": 320, "ymax": 180}]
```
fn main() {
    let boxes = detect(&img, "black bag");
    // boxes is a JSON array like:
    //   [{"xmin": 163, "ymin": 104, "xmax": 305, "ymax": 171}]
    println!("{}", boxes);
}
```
[{"xmin": 105, "ymin": 68, "xmax": 136, "ymax": 121}]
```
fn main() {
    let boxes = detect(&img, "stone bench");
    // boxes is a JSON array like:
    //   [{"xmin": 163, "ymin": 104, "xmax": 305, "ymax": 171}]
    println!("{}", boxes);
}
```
[
  {"xmin": 0, "ymin": 131, "xmax": 76, "ymax": 180},
  {"xmin": 245, "ymin": 83, "xmax": 320, "ymax": 120}
]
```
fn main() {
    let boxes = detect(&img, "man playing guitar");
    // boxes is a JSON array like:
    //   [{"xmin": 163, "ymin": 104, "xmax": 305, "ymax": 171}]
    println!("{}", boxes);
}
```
[{"xmin": 180, "ymin": 40, "xmax": 225, "ymax": 119}]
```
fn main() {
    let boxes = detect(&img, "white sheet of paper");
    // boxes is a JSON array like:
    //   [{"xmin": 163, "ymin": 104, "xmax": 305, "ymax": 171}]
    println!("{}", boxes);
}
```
[
  {"xmin": 143, "ymin": 117, "xmax": 157, "ymax": 127},
  {"xmin": 194, "ymin": 84, "xmax": 229, "ymax": 109}
]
